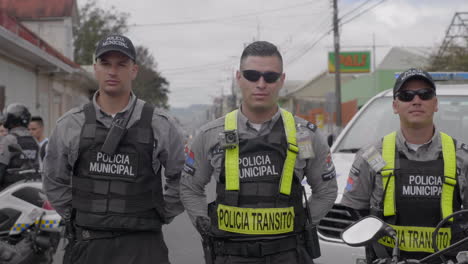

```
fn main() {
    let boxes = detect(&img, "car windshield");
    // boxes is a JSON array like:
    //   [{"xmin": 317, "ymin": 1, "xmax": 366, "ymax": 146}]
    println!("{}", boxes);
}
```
[{"xmin": 335, "ymin": 96, "xmax": 468, "ymax": 153}]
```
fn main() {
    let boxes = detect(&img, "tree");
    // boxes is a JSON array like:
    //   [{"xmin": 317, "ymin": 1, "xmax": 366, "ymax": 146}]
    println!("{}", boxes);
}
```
[
  {"xmin": 74, "ymin": 1, "xmax": 170, "ymax": 108},
  {"xmin": 133, "ymin": 46, "xmax": 170, "ymax": 109},
  {"xmin": 74, "ymin": 1, "xmax": 129, "ymax": 65},
  {"xmin": 426, "ymin": 44, "xmax": 468, "ymax": 71}
]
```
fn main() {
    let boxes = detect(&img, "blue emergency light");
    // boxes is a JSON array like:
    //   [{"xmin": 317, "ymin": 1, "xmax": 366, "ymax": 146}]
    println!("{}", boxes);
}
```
[{"xmin": 394, "ymin": 72, "xmax": 468, "ymax": 81}]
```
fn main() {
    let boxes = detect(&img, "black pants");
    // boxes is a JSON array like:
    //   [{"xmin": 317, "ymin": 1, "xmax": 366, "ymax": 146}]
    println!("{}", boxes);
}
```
[
  {"xmin": 65, "ymin": 231, "xmax": 169, "ymax": 264},
  {"xmin": 213, "ymin": 246, "xmax": 313, "ymax": 264}
]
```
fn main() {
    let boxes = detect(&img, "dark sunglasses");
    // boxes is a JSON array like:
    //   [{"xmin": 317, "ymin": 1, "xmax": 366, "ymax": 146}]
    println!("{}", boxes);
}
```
[
  {"xmin": 396, "ymin": 88, "xmax": 436, "ymax": 102},
  {"xmin": 241, "ymin": 70, "xmax": 282, "ymax": 83}
]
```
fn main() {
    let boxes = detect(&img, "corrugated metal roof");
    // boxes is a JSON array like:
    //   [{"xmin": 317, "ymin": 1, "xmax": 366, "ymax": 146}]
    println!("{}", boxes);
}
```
[{"xmin": 0, "ymin": 0, "xmax": 76, "ymax": 18}]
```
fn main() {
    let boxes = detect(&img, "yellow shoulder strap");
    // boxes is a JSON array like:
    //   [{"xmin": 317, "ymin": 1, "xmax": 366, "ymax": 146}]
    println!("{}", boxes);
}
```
[
  {"xmin": 224, "ymin": 110, "xmax": 239, "ymax": 191},
  {"xmin": 382, "ymin": 132, "xmax": 396, "ymax": 217},
  {"xmin": 440, "ymin": 132, "xmax": 456, "ymax": 222},
  {"xmin": 223, "ymin": 109, "xmax": 298, "ymax": 196},
  {"xmin": 279, "ymin": 109, "xmax": 298, "ymax": 196}
]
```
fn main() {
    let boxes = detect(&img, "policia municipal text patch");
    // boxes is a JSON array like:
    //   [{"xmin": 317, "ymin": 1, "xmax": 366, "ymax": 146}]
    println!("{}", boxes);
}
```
[{"xmin": 217, "ymin": 204, "xmax": 295, "ymax": 235}]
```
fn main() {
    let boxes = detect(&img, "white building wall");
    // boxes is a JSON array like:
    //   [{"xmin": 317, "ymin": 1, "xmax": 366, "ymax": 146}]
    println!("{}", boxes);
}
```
[
  {"xmin": 0, "ymin": 56, "xmax": 37, "ymax": 113},
  {"xmin": 22, "ymin": 19, "xmax": 74, "ymax": 60}
]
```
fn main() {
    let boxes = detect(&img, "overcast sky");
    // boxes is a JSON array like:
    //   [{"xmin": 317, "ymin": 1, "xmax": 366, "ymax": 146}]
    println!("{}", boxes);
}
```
[{"xmin": 81, "ymin": 0, "xmax": 468, "ymax": 108}]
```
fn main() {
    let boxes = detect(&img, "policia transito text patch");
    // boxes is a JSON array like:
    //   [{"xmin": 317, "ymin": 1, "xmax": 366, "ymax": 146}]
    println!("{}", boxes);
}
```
[
  {"xmin": 379, "ymin": 225, "xmax": 451, "ymax": 253},
  {"xmin": 217, "ymin": 204, "xmax": 295, "ymax": 235}
]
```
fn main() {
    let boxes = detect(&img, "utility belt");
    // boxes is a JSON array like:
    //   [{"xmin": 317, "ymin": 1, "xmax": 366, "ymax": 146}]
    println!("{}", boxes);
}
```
[{"xmin": 213, "ymin": 235, "xmax": 300, "ymax": 257}]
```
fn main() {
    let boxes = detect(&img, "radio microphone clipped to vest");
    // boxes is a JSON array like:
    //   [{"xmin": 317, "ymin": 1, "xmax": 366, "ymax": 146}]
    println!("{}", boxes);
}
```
[{"xmin": 101, "ymin": 98, "xmax": 137, "ymax": 155}]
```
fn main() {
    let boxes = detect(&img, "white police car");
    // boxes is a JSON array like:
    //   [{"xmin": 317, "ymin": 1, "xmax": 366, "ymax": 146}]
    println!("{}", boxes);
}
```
[{"xmin": 314, "ymin": 72, "xmax": 468, "ymax": 264}]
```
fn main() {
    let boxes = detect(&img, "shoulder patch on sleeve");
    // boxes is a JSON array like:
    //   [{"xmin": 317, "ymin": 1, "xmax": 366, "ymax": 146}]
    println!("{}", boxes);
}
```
[
  {"xmin": 306, "ymin": 122, "xmax": 317, "ymax": 132},
  {"xmin": 350, "ymin": 165, "xmax": 361, "ymax": 176},
  {"xmin": 210, "ymin": 144, "xmax": 224, "ymax": 156},
  {"xmin": 183, "ymin": 149, "xmax": 196, "ymax": 176},
  {"xmin": 321, "ymin": 151, "xmax": 336, "ymax": 181}
]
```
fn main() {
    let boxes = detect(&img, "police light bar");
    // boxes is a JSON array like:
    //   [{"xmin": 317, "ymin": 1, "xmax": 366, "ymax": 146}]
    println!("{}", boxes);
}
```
[{"xmin": 394, "ymin": 72, "xmax": 468, "ymax": 81}]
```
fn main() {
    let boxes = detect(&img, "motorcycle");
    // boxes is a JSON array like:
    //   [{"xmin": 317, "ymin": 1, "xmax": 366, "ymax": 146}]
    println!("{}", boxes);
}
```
[
  {"xmin": 0, "ymin": 144, "xmax": 62, "ymax": 264},
  {"xmin": 340, "ymin": 210, "xmax": 468, "ymax": 264}
]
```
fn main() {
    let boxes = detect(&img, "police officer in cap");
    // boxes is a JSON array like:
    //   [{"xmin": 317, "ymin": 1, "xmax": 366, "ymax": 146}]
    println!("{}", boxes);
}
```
[
  {"xmin": 180, "ymin": 41, "xmax": 338, "ymax": 263},
  {"xmin": 43, "ymin": 34, "xmax": 185, "ymax": 264},
  {"xmin": 341, "ymin": 68, "xmax": 468, "ymax": 262},
  {"xmin": 0, "ymin": 103, "xmax": 39, "ymax": 189}
]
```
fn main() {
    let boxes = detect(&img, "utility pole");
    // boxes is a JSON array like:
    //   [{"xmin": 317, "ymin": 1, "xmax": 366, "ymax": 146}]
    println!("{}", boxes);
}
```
[{"xmin": 333, "ymin": 0, "xmax": 342, "ymax": 131}]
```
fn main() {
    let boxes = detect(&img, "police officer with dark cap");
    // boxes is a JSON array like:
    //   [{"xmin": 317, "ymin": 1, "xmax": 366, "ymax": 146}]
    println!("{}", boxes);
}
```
[
  {"xmin": 0, "ymin": 103, "xmax": 39, "ymax": 189},
  {"xmin": 42, "ymin": 34, "xmax": 185, "ymax": 264},
  {"xmin": 180, "ymin": 41, "xmax": 338, "ymax": 263},
  {"xmin": 341, "ymin": 68, "xmax": 468, "ymax": 262}
]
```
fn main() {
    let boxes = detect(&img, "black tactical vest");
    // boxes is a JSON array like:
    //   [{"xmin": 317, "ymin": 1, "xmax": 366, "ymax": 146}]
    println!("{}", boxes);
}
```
[
  {"xmin": 208, "ymin": 118, "xmax": 306, "ymax": 238},
  {"xmin": 382, "ymin": 152, "xmax": 462, "ymax": 260},
  {"xmin": 72, "ymin": 103, "xmax": 165, "ymax": 231},
  {"xmin": 4, "ymin": 133, "xmax": 39, "ymax": 186}
]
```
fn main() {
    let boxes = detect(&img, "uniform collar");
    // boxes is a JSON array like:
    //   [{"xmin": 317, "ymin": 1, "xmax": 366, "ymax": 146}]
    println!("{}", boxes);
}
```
[
  {"xmin": 238, "ymin": 106, "xmax": 281, "ymax": 132},
  {"xmin": 396, "ymin": 127, "xmax": 441, "ymax": 152},
  {"xmin": 92, "ymin": 91, "xmax": 137, "ymax": 119}
]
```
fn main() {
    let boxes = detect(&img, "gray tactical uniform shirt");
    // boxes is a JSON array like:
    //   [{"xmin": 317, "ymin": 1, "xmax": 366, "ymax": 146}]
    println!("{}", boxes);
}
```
[
  {"xmin": 341, "ymin": 128, "xmax": 468, "ymax": 211},
  {"xmin": 180, "ymin": 108, "xmax": 338, "ymax": 226},
  {"xmin": 43, "ymin": 92, "xmax": 185, "ymax": 222},
  {"xmin": 0, "ymin": 127, "xmax": 35, "ymax": 165}
]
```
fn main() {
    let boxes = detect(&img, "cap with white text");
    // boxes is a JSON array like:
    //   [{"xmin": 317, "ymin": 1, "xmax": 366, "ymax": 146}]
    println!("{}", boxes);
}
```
[
  {"xmin": 95, "ymin": 34, "xmax": 136, "ymax": 62},
  {"xmin": 393, "ymin": 68, "xmax": 435, "ymax": 98}
]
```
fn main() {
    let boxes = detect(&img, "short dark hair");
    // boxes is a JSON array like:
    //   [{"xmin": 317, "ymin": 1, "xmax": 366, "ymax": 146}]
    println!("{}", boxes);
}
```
[
  {"xmin": 240, "ymin": 41, "xmax": 283, "ymax": 71},
  {"xmin": 31, "ymin": 116, "xmax": 44, "ymax": 127}
]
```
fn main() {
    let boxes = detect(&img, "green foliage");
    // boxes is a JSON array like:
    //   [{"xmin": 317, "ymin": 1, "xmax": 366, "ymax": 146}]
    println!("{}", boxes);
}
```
[
  {"xmin": 426, "ymin": 43, "xmax": 468, "ymax": 71},
  {"xmin": 73, "ymin": 1, "xmax": 129, "ymax": 65},
  {"xmin": 74, "ymin": 2, "xmax": 171, "ymax": 108},
  {"xmin": 133, "ymin": 46, "xmax": 170, "ymax": 109}
]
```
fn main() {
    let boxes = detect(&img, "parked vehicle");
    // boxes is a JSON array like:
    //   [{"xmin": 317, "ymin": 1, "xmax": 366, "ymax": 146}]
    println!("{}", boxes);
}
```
[
  {"xmin": 0, "ymin": 177, "xmax": 62, "ymax": 264},
  {"xmin": 313, "ymin": 75, "xmax": 468, "ymax": 264}
]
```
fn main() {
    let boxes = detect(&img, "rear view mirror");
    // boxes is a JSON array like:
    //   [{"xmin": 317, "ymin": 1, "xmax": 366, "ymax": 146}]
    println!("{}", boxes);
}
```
[{"xmin": 341, "ymin": 216, "xmax": 385, "ymax": 247}]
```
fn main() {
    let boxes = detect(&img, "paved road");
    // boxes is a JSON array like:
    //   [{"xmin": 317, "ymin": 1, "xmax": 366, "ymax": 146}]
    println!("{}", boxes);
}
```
[{"xmin": 53, "ymin": 179, "xmax": 216, "ymax": 264}]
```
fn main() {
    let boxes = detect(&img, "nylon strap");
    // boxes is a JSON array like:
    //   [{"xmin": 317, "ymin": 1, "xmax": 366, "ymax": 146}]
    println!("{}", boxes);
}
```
[
  {"xmin": 440, "ymin": 132, "xmax": 456, "ymax": 222},
  {"xmin": 224, "ymin": 110, "xmax": 239, "ymax": 191},
  {"xmin": 382, "ymin": 132, "xmax": 396, "ymax": 217},
  {"xmin": 223, "ymin": 109, "xmax": 298, "ymax": 196},
  {"xmin": 279, "ymin": 109, "xmax": 298, "ymax": 196}
]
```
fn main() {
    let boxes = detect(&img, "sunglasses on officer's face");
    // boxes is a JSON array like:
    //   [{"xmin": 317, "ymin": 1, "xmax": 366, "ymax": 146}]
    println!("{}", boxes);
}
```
[
  {"xmin": 395, "ymin": 88, "xmax": 436, "ymax": 102},
  {"xmin": 241, "ymin": 70, "xmax": 282, "ymax": 83}
]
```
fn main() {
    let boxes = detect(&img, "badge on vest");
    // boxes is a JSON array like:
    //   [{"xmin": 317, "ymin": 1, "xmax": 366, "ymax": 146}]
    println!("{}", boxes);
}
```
[
  {"xmin": 362, "ymin": 146, "xmax": 386, "ymax": 172},
  {"xmin": 297, "ymin": 130, "xmax": 314, "ymax": 159}
]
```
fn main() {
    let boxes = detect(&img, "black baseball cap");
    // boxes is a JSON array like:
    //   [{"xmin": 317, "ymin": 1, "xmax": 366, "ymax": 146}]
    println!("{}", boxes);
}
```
[
  {"xmin": 95, "ymin": 34, "xmax": 136, "ymax": 62},
  {"xmin": 393, "ymin": 68, "xmax": 435, "ymax": 98}
]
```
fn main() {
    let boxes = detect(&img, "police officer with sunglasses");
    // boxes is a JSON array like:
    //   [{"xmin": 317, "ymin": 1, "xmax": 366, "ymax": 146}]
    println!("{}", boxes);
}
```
[
  {"xmin": 180, "ymin": 41, "xmax": 337, "ymax": 264},
  {"xmin": 341, "ymin": 68, "xmax": 468, "ymax": 263}
]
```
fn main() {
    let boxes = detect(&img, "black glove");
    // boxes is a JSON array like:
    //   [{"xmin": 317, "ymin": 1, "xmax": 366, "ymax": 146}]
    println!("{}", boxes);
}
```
[{"xmin": 195, "ymin": 216, "xmax": 211, "ymax": 236}]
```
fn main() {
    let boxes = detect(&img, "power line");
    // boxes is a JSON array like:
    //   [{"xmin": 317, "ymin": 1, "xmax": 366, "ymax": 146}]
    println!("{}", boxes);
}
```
[
  {"xmin": 340, "ymin": 0, "xmax": 373, "ymax": 20},
  {"xmin": 285, "ymin": 0, "xmax": 389, "ymax": 65},
  {"xmin": 129, "ymin": 1, "xmax": 327, "ymax": 28},
  {"xmin": 340, "ymin": 0, "xmax": 388, "ymax": 26}
]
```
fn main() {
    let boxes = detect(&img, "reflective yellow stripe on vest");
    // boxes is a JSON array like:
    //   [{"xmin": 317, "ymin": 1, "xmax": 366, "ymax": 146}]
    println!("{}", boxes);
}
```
[
  {"xmin": 382, "ymin": 132, "xmax": 397, "ymax": 217},
  {"xmin": 224, "ymin": 110, "xmax": 239, "ymax": 191},
  {"xmin": 378, "ymin": 225, "xmax": 451, "ymax": 253},
  {"xmin": 381, "ymin": 132, "xmax": 457, "ymax": 221},
  {"xmin": 223, "ymin": 109, "xmax": 298, "ymax": 195},
  {"xmin": 440, "ymin": 132, "xmax": 456, "ymax": 222}
]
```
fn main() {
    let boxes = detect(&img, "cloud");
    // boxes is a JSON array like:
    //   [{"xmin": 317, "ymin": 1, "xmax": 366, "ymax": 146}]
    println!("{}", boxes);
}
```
[{"xmin": 84, "ymin": 0, "xmax": 468, "ymax": 107}]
